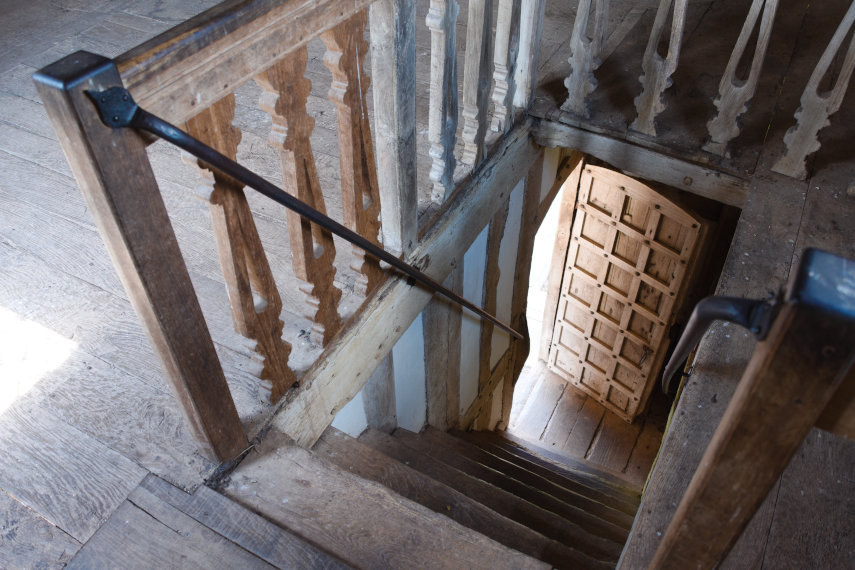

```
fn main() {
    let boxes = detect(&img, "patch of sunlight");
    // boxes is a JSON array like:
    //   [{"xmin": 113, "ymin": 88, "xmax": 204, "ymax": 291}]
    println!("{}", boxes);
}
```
[{"xmin": 0, "ymin": 306, "xmax": 77, "ymax": 415}]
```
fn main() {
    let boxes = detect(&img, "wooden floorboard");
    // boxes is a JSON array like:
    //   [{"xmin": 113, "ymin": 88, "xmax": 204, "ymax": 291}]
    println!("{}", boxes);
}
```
[{"xmin": 0, "ymin": 489, "xmax": 81, "ymax": 569}]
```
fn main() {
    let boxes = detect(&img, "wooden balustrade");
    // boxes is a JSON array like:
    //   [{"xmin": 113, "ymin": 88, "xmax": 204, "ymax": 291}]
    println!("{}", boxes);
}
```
[
  {"xmin": 490, "ymin": 0, "xmax": 522, "ymax": 134},
  {"xmin": 704, "ymin": 0, "xmax": 778, "ymax": 156},
  {"xmin": 562, "ymin": 0, "xmax": 609, "ymax": 117},
  {"xmin": 772, "ymin": 1, "xmax": 855, "ymax": 179},
  {"xmin": 461, "ymin": 0, "xmax": 494, "ymax": 166},
  {"xmin": 631, "ymin": 0, "xmax": 688, "ymax": 136},
  {"xmin": 185, "ymin": 95, "xmax": 296, "ymax": 402}
]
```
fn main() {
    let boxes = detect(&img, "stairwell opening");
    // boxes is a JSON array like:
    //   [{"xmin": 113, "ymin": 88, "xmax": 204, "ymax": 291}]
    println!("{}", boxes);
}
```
[{"xmin": 508, "ymin": 153, "xmax": 740, "ymax": 488}]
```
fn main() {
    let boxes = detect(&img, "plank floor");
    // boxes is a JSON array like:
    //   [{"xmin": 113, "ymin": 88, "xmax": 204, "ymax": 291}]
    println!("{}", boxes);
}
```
[{"xmin": 1, "ymin": 0, "xmax": 854, "ymax": 567}]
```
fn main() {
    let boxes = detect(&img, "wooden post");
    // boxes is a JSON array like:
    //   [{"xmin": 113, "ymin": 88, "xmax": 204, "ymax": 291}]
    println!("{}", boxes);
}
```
[
  {"xmin": 630, "ymin": 0, "xmax": 688, "ymax": 136},
  {"xmin": 255, "ymin": 49, "xmax": 343, "ymax": 347},
  {"xmin": 426, "ymin": 0, "xmax": 460, "ymax": 202},
  {"xmin": 185, "ymin": 95, "xmax": 296, "ymax": 402},
  {"xmin": 772, "ymin": 2, "xmax": 855, "ymax": 179},
  {"xmin": 650, "ymin": 249, "xmax": 855, "ymax": 568},
  {"xmin": 562, "ymin": 0, "xmax": 610, "ymax": 117},
  {"xmin": 34, "ymin": 52, "xmax": 246, "ymax": 462},
  {"xmin": 513, "ymin": 0, "xmax": 545, "ymax": 111},
  {"xmin": 322, "ymin": 10, "xmax": 385, "ymax": 298},
  {"xmin": 704, "ymin": 0, "xmax": 778, "ymax": 156},
  {"xmin": 490, "ymin": 0, "xmax": 521, "ymax": 134},
  {"xmin": 369, "ymin": 0, "xmax": 418, "ymax": 258},
  {"xmin": 461, "ymin": 0, "xmax": 494, "ymax": 167}
]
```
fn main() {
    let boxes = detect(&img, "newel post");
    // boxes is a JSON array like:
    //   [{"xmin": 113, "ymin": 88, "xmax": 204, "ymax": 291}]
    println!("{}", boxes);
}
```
[{"xmin": 34, "ymin": 52, "xmax": 247, "ymax": 462}]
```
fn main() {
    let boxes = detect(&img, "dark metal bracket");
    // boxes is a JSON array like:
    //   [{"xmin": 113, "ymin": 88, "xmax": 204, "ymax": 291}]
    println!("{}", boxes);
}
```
[
  {"xmin": 87, "ymin": 86, "xmax": 524, "ymax": 340},
  {"xmin": 661, "ymin": 293, "xmax": 783, "ymax": 394}
]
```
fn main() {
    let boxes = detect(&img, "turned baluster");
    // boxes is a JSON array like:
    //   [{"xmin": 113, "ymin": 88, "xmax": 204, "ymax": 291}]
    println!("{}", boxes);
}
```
[
  {"xmin": 426, "ymin": 0, "xmax": 460, "ymax": 202},
  {"xmin": 772, "ymin": 1, "xmax": 855, "ymax": 179},
  {"xmin": 562, "ymin": 0, "xmax": 610, "ymax": 117},
  {"xmin": 513, "ymin": 0, "xmax": 545, "ymax": 110},
  {"xmin": 490, "ymin": 0, "xmax": 521, "ymax": 134},
  {"xmin": 631, "ymin": 0, "xmax": 688, "ymax": 136},
  {"xmin": 322, "ymin": 10, "xmax": 385, "ymax": 297},
  {"xmin": 704, "ymin": 0, "xmax": 778, "ymax": 157},
  {"xmin": 461, "ymin": 0, "xmax": 494, "ymax": 167},
  {"xmin": 255, "ymin": 48, "xmax": 343, "ymax": 346},
  {"xmin": 185, "ymin": 95, "xmax": 296, "ymax": 402}
]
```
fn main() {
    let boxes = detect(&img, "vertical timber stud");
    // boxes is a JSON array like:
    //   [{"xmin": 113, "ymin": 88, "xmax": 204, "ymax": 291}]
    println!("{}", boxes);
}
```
[
  {"xmin": 34, "ymin": 52, "xmax": 246, "ymax": 462},
  {"xmin": 650, "ymin": 249, "xmax": 855, "ymax": 568}
]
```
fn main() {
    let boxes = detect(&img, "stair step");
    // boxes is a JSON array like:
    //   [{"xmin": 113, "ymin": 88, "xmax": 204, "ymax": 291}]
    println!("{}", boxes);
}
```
[
  {"xmin": 316, "ymin": 428, "xmax": 608, "ymax": 570},
  {"xmin": 395, "ymin": 428, "xmax": 629, "ymax": 543},
  {"xmin": 224, "ymin": 429, "xmax": 547, "ymax": 570},
  {"xmin": 360, "ymin": 428, "xmax": 623, "ymax": 564},
  {"xmin": 456, "ymin": 430, "xmax": 641, "ymax": 516},
  {"xmin": 438, "ymin": 428, "xmax": 636, "ymax": 529}
]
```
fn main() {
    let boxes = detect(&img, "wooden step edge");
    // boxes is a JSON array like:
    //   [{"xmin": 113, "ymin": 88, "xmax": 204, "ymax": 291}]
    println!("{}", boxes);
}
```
[
  {"xmin": 435, "ymin": 428, "xmax": 636, "ymax": 528},
  {"xmin": 456, "ymin": 430, "xmax": 641, "ymax": 514},
  {"xmin": 139, "ymin": 474, "xmax": 350, "ymax": 569},
  {"xmin": 394, "ymin": 428, "xmax": 630, "ymax": 544},
  {"xmin": 316, "ymin": 428, "xmax": 612, "ymax": 570},
  {"xmin": 365, "ymin": 428, "xmax": 624, "ymax": 563},
  {"xmin": 485, "ymin": 429, "xmax": 643, "ymax": 497},
  {"xmin": 223, "ymin": 429, "xmax": 548, "ymax": 570}
]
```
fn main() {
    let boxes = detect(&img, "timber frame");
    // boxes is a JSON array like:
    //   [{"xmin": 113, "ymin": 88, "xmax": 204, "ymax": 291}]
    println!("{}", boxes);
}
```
[{"xmin": 33, "ymin": 0, "xmax": 855, "ymax": 566}]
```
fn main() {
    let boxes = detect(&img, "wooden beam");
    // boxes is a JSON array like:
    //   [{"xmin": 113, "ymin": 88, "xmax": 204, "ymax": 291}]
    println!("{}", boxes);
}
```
[
  {"xmin": 116, "ymin": 0, "xmax": 375, "ymax": 126},
  {"xmin": 462, "ymin": 350, "xmax": 513, "ymax": 429},
  {"xmin": 534, "ymin": 120, "xmax": 748, "ymax": 207},
  {"xmin": 273, "ymin": 119, "xmax": 540, "ymax": 447},
  {"xmin": 650, "ymin": 249, "xmax": 855, "ymax": 568},
  {"xmin": 34, "ymin": 52, "xmax": 246, "ymax": 462},
  {"xmin": 369, "ymin": 0, "xmax": 418, "ymax": 257}
]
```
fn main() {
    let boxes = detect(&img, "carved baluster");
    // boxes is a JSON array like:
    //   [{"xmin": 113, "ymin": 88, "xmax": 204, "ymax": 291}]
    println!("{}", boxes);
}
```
[
  {"xmin": 255, "ymin": 49, "xmax": 343, "ymax": 347},
  {"xmin": 491, "ymin": 0, "xmax": 521, "ymax": 134},
  {"xmin": 461, "ymin": 0, "xmax": 494, "ymax": 167},
  {"xmin": 185, "ymin": 95, "xmax": 295, "ymax": 402},
  {"xmin": 704, "ymin": 0, "xmax": 778, "ymax": 156},
  {"xmin": 772, "ymin": 2, "xmax": 855, "ymax": 179},
  {"xmin": 322, "ymin": 10, "xmax": 385, "ymax": 297},
  {"xmin": 630, "ymin": 0, "xmax": 688, "ymax": 135},
  {"xmin": 562, "ymin": 0, "xmax": 610, "ymax": 117},
  {"xmin": 427, "ymin": 0, "xmax": 460, "ymax": 202}
]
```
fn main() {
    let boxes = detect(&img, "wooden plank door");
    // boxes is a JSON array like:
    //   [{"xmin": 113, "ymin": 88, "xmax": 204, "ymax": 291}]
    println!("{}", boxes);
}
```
[{"xmin": 548, "ymin": 166, "xmax": 702, "ymax": 422}]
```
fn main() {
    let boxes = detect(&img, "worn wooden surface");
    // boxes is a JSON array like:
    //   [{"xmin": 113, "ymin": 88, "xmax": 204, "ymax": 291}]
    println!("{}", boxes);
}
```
[
  {"xmin": 0, "ymin": 487, "xmax": 80, "ymax": 569},
  {"xmin": 226, "ymin": 428, "xmax": 548, "ymax": 569}
]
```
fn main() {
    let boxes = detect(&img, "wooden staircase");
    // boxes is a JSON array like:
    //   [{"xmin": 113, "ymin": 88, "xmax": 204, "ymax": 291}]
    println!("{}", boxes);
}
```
[{"xmin": 71, "ymin": 426, "xmax": 641, "ymax": 568}]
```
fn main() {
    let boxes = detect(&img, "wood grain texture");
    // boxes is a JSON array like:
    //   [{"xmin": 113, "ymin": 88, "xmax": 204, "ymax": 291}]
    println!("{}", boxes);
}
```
[
  {"xmin": 534, "ymin": 119, "xmax": 748, "ymax": 207},
  {"xmin": 255, "ymin": 47, "xmax": 343, "ymax": 346},
  {"xmin": 116, "ymin": 0, "xmax": 375, "ymax": 127},
  {"xmin": 322, "ymin": 10, "xmax": 386, "ymax": 298},
  {"xmin": 361, "ymin": 353, "xmax": 398, "ymax": 432},
  {"xmin": 185, "ymin": 94, "xmax": 296, "ymax": 401},
  {"xmin": 140, "ymin": 475, "xmax": 348, "ymax": 569},
  {"xmin": 423, "ymin": 268, "xmax": 463, "ymax": 430},
  {"xmin": 0, "ymin": 490, "xmax": 80, "ymax": 569},
  {"xmin": 460, "ymin": 0, "xmax": 493, "ymax": 166},
  {"xmin": 562, "ymin": 0, "xmax": 609, "ymax": 117},
  {"xmin": 490, "ymin": 0, "xmax": 521, "ymax": 134},
  {"xmin": 369, "ymin": 0, "xmax": 418, "ymax": 257},
  {"xmin": 272, "ymin": 119, "xmax": 539, "ymax": 448},
  {"xmin": 630, "ymin": 0, "xmax": 688, "ymax": 136},
  {"xmin": 426, "ymin": 0, "xmax": 460, "ymax": 201},
  {"xmin": 315, "ymin": 428, "xmax": 596, "ymax": 569},
  {"xmin": 513, "ymin": 0, "xmax": 545, "ymax": 110},
  {"xmin": 0, "ymin": 402, "xmax": 146, "ymax": 543},
  {"xmin": 68, "ymin": 490, "xmax": 273, "ymax": 569},
  {"xmin": 359, "ymin": 428, "xmax": 611, "ymax": 569},
  {"xmin": 226, "ymin": 429, "xmax": 547, "ymax": 569},
  {"xmin": 703, "ymin": 0, "xmax": 779, "ymax": 156},
  {"xmin": 34, "ymin": 52, "xmax": 246, "ymax": 461}
]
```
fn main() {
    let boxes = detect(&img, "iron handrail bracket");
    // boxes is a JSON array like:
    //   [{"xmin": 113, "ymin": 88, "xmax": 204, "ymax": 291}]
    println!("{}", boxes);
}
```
[{"xmin": 86, "ymin": 86, "xmax": 524, "ymax": 340}]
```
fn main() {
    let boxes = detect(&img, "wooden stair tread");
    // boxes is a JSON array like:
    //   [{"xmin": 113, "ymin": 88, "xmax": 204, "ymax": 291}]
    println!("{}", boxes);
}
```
[
  {"xmin": 457, "ymin": 429, "xmax": 641, "ymax": 515},
  {"xmin": 224, "ymin": 429, "xmax": 547, "ymax": 570},
  {"xmin": 315, "ymin": 427, "xmax": 608, "ymax": 570},
  {"xmin": 360, "ymin": 428, "xmax": 623, "ymax": 564},
  {"xmin": 394, "ymin": 428, "xmax": 629, "ymax": 544}
]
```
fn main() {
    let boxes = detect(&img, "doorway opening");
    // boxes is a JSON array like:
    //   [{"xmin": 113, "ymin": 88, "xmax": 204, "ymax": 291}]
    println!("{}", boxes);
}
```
[{"xmin": 508, "ymin": 153, "xmax": 740, "ymax": 488}]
